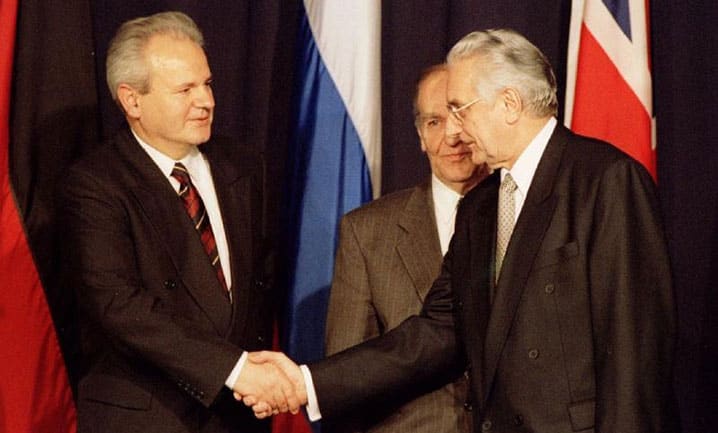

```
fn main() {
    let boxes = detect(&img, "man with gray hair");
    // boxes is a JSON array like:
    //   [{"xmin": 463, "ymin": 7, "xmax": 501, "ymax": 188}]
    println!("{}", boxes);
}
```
[
  {"xmin": 251, "ymin": 28, "xmax": 678, "ymax": 433},
  {"xmin": 60, "ymin": 11, "xmax": 300, "ymax": 433}
]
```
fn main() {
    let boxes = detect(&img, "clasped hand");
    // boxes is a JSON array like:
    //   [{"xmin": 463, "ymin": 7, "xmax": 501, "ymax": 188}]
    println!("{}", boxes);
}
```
[{"xmin": 232, "ymin": 351, "xmax": 307, "ymax": 419}]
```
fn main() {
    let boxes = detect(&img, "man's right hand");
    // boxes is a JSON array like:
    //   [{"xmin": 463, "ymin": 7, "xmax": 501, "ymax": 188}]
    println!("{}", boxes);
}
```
[
  {"xmin": 240, "ymin": 351, "xmax": 308, "ymax": 419},
  {"xmin": 232, "ymin": 355, "xmax": 303, "ymax": 417}
]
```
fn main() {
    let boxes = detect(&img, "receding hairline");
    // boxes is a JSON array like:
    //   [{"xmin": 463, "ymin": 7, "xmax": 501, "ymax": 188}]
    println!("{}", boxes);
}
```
[
  {"xmin": 105, "ymin": 11, "xmax": 205, "ymax": 101},
  {"xmin": 413, "ymin": 63, "xmax": 448, "ymax": 119}
]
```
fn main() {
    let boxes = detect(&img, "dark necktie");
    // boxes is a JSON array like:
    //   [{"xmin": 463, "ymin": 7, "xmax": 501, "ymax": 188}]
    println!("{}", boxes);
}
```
[{"xmin": 171, "ymin": 162, "xmax": 230, "ymax": 301}]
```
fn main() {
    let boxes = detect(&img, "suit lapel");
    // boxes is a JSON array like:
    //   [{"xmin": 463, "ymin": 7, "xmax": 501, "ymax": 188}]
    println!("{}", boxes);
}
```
[
  {"xmin": 207, "ymin": 151, "xmax": 254, "ymax": 336},
  {"xmin": 116, "ymin": 130, "xmax": 233, "ymax": 334},
  {"xmin": 396, "ymin": 182, "xmax": 443, "ymax": 301},
  {"xmin": 459, "ymin": 172, "xmax": 498, "ymax": 409},
  {"xmin": 480, "ymin": 127, "xmax": 567, "ymax": 404}
]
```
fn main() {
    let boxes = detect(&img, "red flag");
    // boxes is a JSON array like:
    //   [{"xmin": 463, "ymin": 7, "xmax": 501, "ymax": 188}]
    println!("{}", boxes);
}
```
[
  {"xmin": 0, "ymin": 1, "xmax": 77, "ymax": 432},
  {"xmin": 565, "ymin": 0, "xmax": 656, "ymax": 178}
]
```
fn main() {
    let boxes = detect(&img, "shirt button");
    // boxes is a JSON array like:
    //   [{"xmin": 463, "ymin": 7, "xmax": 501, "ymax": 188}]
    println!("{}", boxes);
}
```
[
  {"xmin": 528, "ymin": 348, "xmax": 540, "ymax": 359},
  {"xmin": 544, "ymin": 283, "xmax": 555, "ymax": 294},
  {"xmin": 481, "ymin": 420, "xmax": 492, "ymax": 431}
]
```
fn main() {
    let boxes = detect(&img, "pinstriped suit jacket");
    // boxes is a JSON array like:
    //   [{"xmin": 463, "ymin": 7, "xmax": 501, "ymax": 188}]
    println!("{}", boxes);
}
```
[{"xmin": 324, "ymin": 180, "xmax": 472, "ymax": 433}]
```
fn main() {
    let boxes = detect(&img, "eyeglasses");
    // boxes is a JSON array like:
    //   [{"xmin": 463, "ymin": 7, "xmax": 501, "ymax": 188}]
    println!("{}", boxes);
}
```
[{"xmin": 447, "ymin": 97, "xmax": 481, "ymax": 123}]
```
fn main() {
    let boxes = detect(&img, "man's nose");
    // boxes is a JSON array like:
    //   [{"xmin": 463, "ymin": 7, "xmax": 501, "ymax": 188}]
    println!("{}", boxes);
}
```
[
  {"xmin": 194, "ymin": 86, "xmax": 215, "ymax": 109},
  {"xmin": 445, "ymin": 114, "xmax": 463, "ymax": 146}
]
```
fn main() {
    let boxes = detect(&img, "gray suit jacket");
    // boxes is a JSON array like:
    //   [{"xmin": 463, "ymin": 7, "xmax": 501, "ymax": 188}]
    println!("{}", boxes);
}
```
[{"xmin": 324, "ymin": 180, "xmax": 472, "ymax": 433}]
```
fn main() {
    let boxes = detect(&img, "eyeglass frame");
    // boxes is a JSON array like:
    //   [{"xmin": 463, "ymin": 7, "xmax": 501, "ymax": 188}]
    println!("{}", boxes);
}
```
[{"xmin": 447, "ymin": 96, "xmax": 482, "ymax": 123}]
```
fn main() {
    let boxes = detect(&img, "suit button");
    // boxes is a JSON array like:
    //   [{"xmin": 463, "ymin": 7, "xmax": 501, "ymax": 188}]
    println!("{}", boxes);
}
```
[
  {"xmin": 544, "ymin": 283, "xmax": 555, "ymax": 294},
  {"xmin": 481, "ymin": 420, "xmax": 492, "ymax": 431},
  {"xmin": 528, "ymin": 348, "xmax": 540, "ymax": 359},
  {"xmin": 513, "ymin": 414, "xmax": 524, "ymax": 426},
  {"xmin": 463, "ymin": 401, "xmax": 473, "ymax": 411},
  {"xmin": 164, "ymin": 279, "xmax": 177, "ymax": 289},
  {"xmin": 257, "ymin": 335, "xmax": 265, "ymax": 343}
]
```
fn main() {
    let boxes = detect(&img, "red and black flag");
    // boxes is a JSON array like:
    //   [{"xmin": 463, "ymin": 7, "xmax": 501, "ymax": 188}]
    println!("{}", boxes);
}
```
[{"xmin": 1, "ymin": 0, "xmax": 97, "ymax": 431}]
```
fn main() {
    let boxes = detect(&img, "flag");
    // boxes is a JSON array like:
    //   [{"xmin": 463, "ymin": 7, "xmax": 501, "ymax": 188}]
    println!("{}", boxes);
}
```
[
  {"xmin": 0, "ymin": 1, "xmax": 77, "ymax": 432},
  {"xmin": 274, "ymin": 1, "xmax": 381, "ymax": 431},
  {"xmin": 565, "ymin": 0, "xmax": 656, "ymax": 178}
]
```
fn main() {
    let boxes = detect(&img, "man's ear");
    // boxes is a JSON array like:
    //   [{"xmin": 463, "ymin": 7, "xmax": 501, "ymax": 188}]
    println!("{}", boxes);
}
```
[
  {"xmin": 117, "ymin": 84, "xmax": 142, "ymax": 119},
  {"xmin": 501, "ymin": 87, "xmax": 522, "ymax": 124}
]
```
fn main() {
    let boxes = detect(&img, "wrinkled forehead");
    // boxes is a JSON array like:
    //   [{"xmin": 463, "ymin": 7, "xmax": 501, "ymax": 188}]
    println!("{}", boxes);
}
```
[
  {"xmin": 446, "ymin": 57, "xmax": 479, "ymax": 105},
  {"xmin": 417, "ymin": 70, "xmax": 448, "ymax": 108}
]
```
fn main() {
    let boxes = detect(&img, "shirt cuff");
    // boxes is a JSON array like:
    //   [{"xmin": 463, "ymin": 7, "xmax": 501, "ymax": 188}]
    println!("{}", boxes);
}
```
[
  {"xmin": 225, "ymin": 351, "xmax": 248, "ymax": 389},
  {"xmin": 300, "ymin": 364, "xmax": 322, "ymax": 421}
]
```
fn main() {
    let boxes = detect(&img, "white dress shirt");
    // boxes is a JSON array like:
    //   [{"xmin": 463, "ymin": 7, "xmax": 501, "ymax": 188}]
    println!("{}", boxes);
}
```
[
  {"xmin": 499, "ymin": 117, "xmax": 556, "ymax": 219},
  {"xmin": 431, "ymin": 174, "xmax": 464, "ymax": 256}
]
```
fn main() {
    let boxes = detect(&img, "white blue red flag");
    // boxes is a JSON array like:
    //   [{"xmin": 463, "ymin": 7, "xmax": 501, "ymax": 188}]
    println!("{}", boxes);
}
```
[
  {"xmin": 565, "ymin": 0, "xmax": 656, "ymax": 177},
  {"xmin": 275, "ymin": 1, "xmax": 381, "ymax": 432}
]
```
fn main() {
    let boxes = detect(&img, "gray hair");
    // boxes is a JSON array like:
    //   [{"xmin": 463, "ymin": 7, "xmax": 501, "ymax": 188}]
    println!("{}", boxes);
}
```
[
  {"xmin": 447, "ymin": 29, "xmax": 558, "ymax": 117},
  {"xmin": 106, "ymin": 11, "xmax": 205, "ymax": 101}
]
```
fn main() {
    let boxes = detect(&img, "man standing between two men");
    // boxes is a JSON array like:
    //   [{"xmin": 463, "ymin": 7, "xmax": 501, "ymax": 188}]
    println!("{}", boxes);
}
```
[
  {"xmin": 324, "ymin": 64, "xmax": 487, "ymax": 433},
  {"xmin": 250, "ymin": 28, "xmax": 678, "ymax": 433}
]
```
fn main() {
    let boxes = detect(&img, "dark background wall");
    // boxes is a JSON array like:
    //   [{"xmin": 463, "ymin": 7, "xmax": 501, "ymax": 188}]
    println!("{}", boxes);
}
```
[{"xmin": 9, "ymin": 1, "xmax": 717, "ymax": 431}]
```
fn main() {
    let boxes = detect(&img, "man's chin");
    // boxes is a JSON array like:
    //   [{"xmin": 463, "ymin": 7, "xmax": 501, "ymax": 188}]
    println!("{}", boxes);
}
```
[
  {"xmin": 469, "ymin": 150, "xmax": 488, "ymax": 165},
  {"xmin": 190, "ymin": 130, "xmax": 212, "ymax": 146}
]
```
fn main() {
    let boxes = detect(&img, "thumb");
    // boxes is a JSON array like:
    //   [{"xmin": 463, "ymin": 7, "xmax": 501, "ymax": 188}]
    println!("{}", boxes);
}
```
[{"xmin": 248, "ymin": 350, "xmax": 274, "ymax": 363}]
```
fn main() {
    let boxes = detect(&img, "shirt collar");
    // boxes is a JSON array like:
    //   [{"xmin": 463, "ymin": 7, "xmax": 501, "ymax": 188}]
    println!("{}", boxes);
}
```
[
  {"xmin": 501, "ymin": 117, "xmax": 557, "ymax": 196},
  {"xmin": 131, "ymin": 129, "xmax": 203, "ymax": 178},
  {"xmin": 431, "ymin": 174, "xmax": 463, "ymax": 222}
]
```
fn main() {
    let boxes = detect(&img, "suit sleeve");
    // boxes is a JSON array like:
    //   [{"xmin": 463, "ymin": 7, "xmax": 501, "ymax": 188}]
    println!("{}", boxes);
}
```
[
  {"xmin": 61, "ymin": 167, "xmax": 243, "ymax": 408},
  {"xmin": 325, "ymin": 215, "xmax": 380, "ymax": 356},
  {"xmin": 309, "ymin": 234, "xmax": 463, "ymax": 420},
  {"xmin": 589, "ymin": 160, "xmax": 678, "ymax": 433}
]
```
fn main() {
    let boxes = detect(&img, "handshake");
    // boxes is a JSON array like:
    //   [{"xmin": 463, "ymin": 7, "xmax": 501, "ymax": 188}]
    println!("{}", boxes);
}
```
[{"xmin": 232, "ymin": 351, "xmax": 309, "ymax": 419}]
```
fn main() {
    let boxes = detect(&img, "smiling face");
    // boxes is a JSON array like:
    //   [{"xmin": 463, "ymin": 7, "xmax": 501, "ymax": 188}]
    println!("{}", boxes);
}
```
[
  {"xmin": 121, "ymin": 33, "xmax": 214, "ymax": 159},
  {"xmin": 415, "ymin": 69, "xmax": 482, "ymax": 194}
]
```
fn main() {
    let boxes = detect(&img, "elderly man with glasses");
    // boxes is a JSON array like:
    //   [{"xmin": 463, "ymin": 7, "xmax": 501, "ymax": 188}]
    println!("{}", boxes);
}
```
[{"xmin": 247, "ymin": 28, "xmax": 678, "ymax": 433}]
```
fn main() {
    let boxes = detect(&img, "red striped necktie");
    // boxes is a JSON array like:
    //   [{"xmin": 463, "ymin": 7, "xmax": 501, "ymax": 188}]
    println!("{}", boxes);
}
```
[{"xmin": 171, "ymin": 162, "xmax": 230, "ymax": 301}]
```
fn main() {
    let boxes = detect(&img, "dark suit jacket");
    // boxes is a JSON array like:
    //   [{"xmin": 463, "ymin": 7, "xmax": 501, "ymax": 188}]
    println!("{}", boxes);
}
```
[
  {"xmin": 325, "ymin": 181, "xmax": 471, "ymax": 433},
  {"xmin": 310, "ymin": 125, "xmax": 678, "ymax": 433},
  {"xmin": 60, "ymin": 127, "xmax": 274, "ymax": 433}
]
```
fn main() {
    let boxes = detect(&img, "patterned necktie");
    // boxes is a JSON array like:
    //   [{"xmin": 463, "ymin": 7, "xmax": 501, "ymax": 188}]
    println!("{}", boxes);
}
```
[
  {"xmin": 495, "ymin": 173, "xmax": 517, "ymax": 283},
  {"xmin": 171, "ymin": 162, "xmax": 230, "ymax": 300}
]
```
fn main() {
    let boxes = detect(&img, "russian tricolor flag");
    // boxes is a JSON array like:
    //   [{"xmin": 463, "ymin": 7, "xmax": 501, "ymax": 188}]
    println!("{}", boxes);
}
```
[
  {"xmin": 275, "ymin": 1, "xmax": 381, "ymax": 432},
  {"xmin": 565, "ymin": 0, "xmax": 656, "ymax": 178}
]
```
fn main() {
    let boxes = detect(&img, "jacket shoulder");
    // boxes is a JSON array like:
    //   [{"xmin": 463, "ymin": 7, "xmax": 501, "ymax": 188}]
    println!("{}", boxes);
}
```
[{"xmin": 343, "ymin": 184, "xmax": 427, "ymax": 224}]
